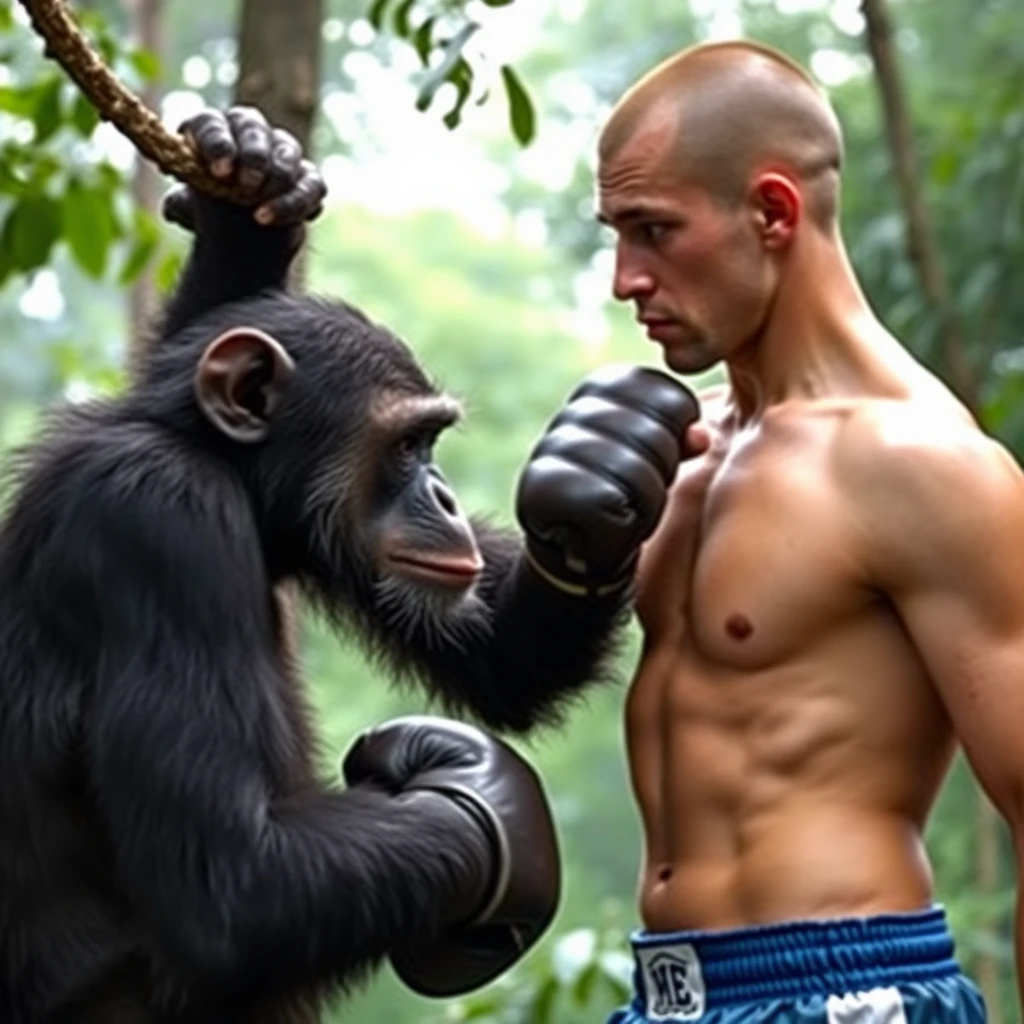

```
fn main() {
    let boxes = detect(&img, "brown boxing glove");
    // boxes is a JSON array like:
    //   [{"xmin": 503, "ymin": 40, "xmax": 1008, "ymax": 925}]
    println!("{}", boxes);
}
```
[{"xmin": 340, "ymin": 715, "xmax": 561, "ymax": 996}]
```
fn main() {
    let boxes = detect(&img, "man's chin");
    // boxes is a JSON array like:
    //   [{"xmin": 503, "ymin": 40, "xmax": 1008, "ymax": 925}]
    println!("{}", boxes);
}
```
[{"xmin": 661, "ymin": 344, "xmax": 717, "ymax": 377}]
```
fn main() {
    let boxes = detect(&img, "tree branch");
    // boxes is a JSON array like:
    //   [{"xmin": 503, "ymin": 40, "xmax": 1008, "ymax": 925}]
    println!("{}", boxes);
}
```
[{"xmin": 16, "ymin": 0, "xmax": 255, "ymax": 204}]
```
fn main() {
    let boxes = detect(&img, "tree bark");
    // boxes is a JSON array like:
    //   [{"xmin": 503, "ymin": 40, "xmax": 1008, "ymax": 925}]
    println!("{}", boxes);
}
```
[
  {"xmin": 123, "ymin": 0, "xmax": 166, "ymax": 365},
  {"xmin": 859, "ymin": 0, "xmax": 977, "ymax": 407},
  {"xmin": 234, "ymin": 0, "xmax": 323, "ymax": 153},
  {"xmin": 234, "ymin": 0, "xmax": 323, "ymax": 288}
]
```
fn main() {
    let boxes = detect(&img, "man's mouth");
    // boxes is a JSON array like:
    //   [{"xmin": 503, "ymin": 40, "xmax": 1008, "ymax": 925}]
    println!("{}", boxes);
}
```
[{"xmin": 639, "ymin": 315, "xmax": 679, "ymax": 340}]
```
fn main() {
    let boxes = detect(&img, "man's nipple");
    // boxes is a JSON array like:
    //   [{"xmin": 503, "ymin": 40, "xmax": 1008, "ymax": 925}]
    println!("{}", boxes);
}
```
[{"xmin": 725, "ymin": 613, "xmax": 754, "ymax": 641}]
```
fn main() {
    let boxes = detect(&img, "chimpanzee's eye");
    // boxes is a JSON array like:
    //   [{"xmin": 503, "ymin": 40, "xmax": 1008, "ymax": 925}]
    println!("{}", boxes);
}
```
[{"xmin": 393, "ymin": 434, "xmax": 422, "ymax": 471}]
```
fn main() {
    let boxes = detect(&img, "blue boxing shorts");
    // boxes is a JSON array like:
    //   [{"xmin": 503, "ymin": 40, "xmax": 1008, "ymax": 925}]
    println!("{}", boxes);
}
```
[{"xmin": 607, "ymin": 906, "xmax": 985, "ymax": 1022}]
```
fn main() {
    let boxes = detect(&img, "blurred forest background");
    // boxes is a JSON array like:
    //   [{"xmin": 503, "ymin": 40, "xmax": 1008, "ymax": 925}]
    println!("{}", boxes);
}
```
[{"xmin": 1, "ymin": 0, "xmax": 1023, "ymax": 1020}]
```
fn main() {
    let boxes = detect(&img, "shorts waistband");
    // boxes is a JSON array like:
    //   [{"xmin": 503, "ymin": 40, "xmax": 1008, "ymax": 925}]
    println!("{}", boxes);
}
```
[{"xmin": 630, "ymin": 906, "xmax": 960, "ymax": 1009}]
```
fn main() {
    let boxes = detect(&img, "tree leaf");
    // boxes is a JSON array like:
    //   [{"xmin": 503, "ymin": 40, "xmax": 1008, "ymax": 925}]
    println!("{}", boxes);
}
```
[
  {"xmin": 412, "ymin": 14, "xmax": 435, "ymax": 65},
  {"xmin": 500, "ymin": 64, "xmax": 535, "ymax": 146},
  {"xmin": 392, "ymin": 0, "xmax": 417, "ymax": 39},
  {"xmin": 5, "ymin": 195, "xmax": 61, "ymax": 272},
  {"xmin": 129, "ymin": 47, "xmax": 163, "ymax": 83},
  {"xmin": 442, "ymin": 58, "xmax": 474, "ymax": 131},
  {"xmin": 414, "ymin": 21, "xmax": 479, "ymax": 112},
  {"xmin": 572, "ymin": 962, "xmax": 600, "ymax": 1006},
  {"xmin": 530, "ymin": 975, "xmax": 560, "ymax": 1024},
  {"xmin": 32, "ymin": 77, "xmax": 63, "ymax": 145},
  {"xmin": 368, "ymin": 0, "xmax": 391, "ymax": 31},
  {"xmin": 118, "ymin": 209, "xmax": 161, "ymax": 285},
  {"xmin": 71, "ymin": 92, "xmax": 101, "ymax": 137},
  {"xmin": 63, "ymin": 180, "xmax": 113, "ymax": 278},
  {"xmin": 0, "ymin": 230, "xmax": 12, "ymax": 287},
  {"xmin": 0, "ymin": 85, "xmax": 39, "ymax": 119}
]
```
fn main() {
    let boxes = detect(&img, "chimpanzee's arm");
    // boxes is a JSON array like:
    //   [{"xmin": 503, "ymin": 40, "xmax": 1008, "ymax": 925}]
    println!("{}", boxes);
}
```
[
  {"xmin": 161, "ymin": 205, "xmax": 305, "ymax": 338},
  {"xmin": 75, "ymin": 458, "xmax": 490, "ymax": 1000},
  {"xmin": 397, "ymin": 520, "xmax": 631, "ymax": 734},
  {"xmin": 160, "ymin": 108, "xmax": 326, "ymax": 339},
  {"xmin": 389, "ymin": 364, "xmax": 700, "ymax": 734}
]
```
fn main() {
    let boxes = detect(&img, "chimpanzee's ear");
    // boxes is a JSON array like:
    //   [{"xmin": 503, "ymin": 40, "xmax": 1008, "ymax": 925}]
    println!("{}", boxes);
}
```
[{"xmin": 194, "ymin": 327, "xmax": 295, "ymax": 443}]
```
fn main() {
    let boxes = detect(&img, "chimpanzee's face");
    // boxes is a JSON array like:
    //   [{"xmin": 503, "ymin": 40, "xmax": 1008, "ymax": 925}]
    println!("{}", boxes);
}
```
[{"xmin": 191, "ymin": 311, "xmax": 487, "ymax": 644}]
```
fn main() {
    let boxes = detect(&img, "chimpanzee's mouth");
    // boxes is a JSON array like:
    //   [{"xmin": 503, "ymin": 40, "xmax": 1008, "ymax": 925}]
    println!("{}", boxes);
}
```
[{"xmin": 386, "ymin": 553, "xmax": 483, "ymax": 589}]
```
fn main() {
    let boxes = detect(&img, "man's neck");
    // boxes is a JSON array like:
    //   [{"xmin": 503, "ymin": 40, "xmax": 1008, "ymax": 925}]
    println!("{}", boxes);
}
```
[{"xmin": 724, "ymin": 231, "xmax": 913, "ymax": 422}]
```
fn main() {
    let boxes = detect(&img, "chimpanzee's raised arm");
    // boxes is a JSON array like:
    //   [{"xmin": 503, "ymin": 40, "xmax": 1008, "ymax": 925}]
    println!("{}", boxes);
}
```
[{"xmin": 160, "ymin": 106, "xmax": 327, "ymax": 338}]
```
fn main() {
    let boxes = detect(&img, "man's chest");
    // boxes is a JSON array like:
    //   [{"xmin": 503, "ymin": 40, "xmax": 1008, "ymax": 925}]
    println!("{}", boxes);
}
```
[{"xmin": 637, "ymin": 428, "xmax": 872, "ymax": 669}]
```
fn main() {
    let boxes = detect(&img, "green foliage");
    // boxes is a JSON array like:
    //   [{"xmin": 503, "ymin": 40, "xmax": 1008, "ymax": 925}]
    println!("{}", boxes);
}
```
[
  {"xmin": 365, "ymin": 0, "xmax": 535, "ymax": 142},
  {"xmin": 0, "ymin": 1, "xmax": 166, "ymax": 288},
  {"xmin": 429, "ymin": 924, "xmax": 633, "ymax": 1024},
  {"xmin": 500, "ymin": 64, "xmax": 534, "ymax": 146},
  {"xmin": 0, "ymin": 0, "xmax": 540, "ymax": 299}
]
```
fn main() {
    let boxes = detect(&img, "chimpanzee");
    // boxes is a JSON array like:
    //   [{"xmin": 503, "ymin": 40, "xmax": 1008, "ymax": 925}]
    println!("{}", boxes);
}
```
[{"xmin": 0, "ymin": 107, "xmax": 699, "ymax": 1023}]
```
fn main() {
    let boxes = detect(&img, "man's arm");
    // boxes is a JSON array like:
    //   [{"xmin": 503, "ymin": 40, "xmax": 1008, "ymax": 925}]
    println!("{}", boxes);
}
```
[{"xmin": 861, "ymin": 415, "xmax": 1024, "ymax": 1008}]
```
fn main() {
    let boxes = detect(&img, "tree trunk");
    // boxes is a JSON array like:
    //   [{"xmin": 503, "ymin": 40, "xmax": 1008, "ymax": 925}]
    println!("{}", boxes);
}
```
[
  {"xmin": 235, "ymin": 0, "xmax": 323, "ymax": 152},
  {"xmin": 124, "ymin": 0, "xmax": 166, "ymax": 367},
  {"xmin": 234, "ymin": 0, "xmax": 323, "ymax": 287},
  {"xmin": 232, "ymin": 0, "xmax": 325, "ymax": 674},
  {"xmin": 859, "ymin": 2, "xmax": 1003, "ymax": 1017},
  {"xmin": 859, "ymin": 0, "xmax": 976, "ymax": 407}
]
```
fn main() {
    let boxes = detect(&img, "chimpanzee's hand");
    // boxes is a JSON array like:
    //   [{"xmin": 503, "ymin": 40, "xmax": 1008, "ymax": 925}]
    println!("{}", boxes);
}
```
[
  {"xmin": 161, "ymin": 106, "xmax": 327, "ymax": 234},
  {"xmin": 341, "ymin": 715, "xmax": 560, "ymax": 997},
  {"xmin": 516, "ymin": 365, "xmax": 702, "ymax": 598}
]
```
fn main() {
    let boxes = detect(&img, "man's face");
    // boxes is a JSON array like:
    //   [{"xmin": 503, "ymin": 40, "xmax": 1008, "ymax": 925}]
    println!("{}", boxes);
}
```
[{"xmin": 597, "ymin": 117, "xmax": 775, "ymax": 375}]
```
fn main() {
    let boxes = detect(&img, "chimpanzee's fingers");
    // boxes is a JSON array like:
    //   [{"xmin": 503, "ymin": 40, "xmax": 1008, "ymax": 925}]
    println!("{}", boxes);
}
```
[
  {"xmin": 161, "ymin": 184, "xmax": 196, "ymax": 230},
  {"xmin": 178, "ymin": 109, "xmax": 236, "ymax": 179},
  {"xmin": 227, "ymin": 106, "xmax": 273, "ymax": 193},
  {"xmin": 255, "ymin": 160, "xmax": 328, "ymax": 226},
  {"xmin": 260, "ymin": 128, "xmax": 304, "ymax": 199}
]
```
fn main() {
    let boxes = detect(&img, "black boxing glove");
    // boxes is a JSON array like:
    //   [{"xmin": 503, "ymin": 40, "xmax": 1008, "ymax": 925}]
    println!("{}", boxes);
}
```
[
  {"xmin": 516, "ymin": 364, "xmax": 700, "ymax": 598},
  {"xmin": 340, "ymin": 716, "xmax": 561, "ymax": 997}
]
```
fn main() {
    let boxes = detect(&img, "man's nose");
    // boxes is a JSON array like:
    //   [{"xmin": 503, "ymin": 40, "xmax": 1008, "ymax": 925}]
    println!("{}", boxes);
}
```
[{"xmin": 612, "ymin": 243, "xmax": 656, "ymax": 302}]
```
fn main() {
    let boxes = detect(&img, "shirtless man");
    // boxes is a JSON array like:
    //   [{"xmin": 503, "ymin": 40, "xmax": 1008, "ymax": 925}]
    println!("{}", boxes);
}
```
[{"xmin": 581, "ymin": 38, "xmax": 1024, "ymax": 1023}]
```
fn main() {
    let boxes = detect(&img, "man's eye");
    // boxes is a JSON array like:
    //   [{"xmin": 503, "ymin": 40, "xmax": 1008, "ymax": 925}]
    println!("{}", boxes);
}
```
[{"xmin": 639, "ymin": 222, "xmax": 670, "ymax": 244}]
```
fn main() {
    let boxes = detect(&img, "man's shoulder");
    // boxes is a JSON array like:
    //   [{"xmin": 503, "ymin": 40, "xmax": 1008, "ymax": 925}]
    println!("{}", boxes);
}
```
[
  {"xmin": 838, "ymin": 391, "xmax": 1007, "ymax": 485},
  {"xmin": 838, "ymin": 393, "xmax": 1024, "ymax": 574}
]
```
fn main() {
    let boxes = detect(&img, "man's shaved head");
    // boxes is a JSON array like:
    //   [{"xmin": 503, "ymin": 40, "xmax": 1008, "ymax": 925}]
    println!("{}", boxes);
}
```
[{"xmin": 599, "ymin": 40, "xmax": 844, "ymax": 227}]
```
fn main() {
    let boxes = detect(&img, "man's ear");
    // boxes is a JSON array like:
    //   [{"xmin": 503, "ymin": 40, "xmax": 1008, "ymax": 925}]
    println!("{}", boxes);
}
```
[
  {"xmin": 751, "ymin": 172, "xmax": 801, "ymax": 249},
  {"xmin": 194, "ymin": 327, "xmax": 295, "ymax": 443}
]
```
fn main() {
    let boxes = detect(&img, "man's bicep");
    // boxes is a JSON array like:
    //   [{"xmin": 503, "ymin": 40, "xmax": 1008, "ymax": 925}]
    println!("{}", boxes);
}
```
[
  {"xmin": 899, "ymin": 581, "xmax": 1024, "ymax": 817},
  {"xmin": 889, "ymin": 448, "xmax": 1024, "ymax": 822}
]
